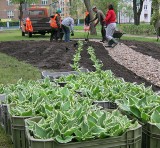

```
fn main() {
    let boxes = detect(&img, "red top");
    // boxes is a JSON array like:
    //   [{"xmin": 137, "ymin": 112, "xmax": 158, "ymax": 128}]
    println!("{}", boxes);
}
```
[{"xmin": 104, "ymin": 10, "xmax": 116, "ymax": 25}]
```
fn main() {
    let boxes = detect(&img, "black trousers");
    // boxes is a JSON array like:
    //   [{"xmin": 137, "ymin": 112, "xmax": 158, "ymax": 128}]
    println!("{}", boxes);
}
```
[
  {"xmin": 59, "ymin": 28, "xmax": 64, "ymax": 40},
  {"xmin": 101, "ymin": 25, "xmax": 106, "ymax": 41},
  {"xmin": 50, "ymin": 28, "xmax": 60, "ymax": 42}
]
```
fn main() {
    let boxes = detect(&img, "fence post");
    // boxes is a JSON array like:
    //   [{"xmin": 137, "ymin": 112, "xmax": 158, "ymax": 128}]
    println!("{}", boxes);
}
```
[{"xmin": 7, "ymin": 21, "xmax": 9, "ymax": 28}]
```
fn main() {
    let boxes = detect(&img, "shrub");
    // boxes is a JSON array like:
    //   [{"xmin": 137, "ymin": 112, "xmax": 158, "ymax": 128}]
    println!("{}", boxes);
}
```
[{"xmin": 118, "ymin": 24, "xmax": 156, "ymax": 35}]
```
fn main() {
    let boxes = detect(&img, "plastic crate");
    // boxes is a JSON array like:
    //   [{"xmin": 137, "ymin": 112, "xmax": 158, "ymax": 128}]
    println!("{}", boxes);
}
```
[
  {"xmin": 1, "ymin": 104, "xmax": 12, "ymax": 135},
  {"xmin": 41, "ymin": 68, "xmax": 89, "ymax": 80},
  {"xmin": 8, "ymin": 104, "xmax": 32, "ymax": 148},
  {"xmin": 0, "ymin": 105, "xmax": 2, "ymax": 123},
  {"xmin": 92, "ymin": 101, "xmax": 117, "ymax": 110},
  {"xmin": 11, "ymin": 116, "xmax": 31, "ymax": 148},
  {"xmin": 142, "ymin": 122, "xmax": 160, "ymax": 148},
  {"xmin": 25, "ymin": 117, "xmax": 142, "ymax": 148},
  {"xmin": 0, "ymin": 94, "xmax": 6, "ymax": 124},
  {"xmin": 118, "ymin": 109, "xmax": 160, "ymax": 148},
  {"xmin": 0, "ymin": 94, "xmax": 6, "ymax": 102}
]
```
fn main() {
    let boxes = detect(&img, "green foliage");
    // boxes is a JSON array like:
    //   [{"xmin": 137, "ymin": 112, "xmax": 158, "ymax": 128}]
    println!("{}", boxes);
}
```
[
  {"xmin": 0, "ymin": 21, "xmax": 19, "ymax": 27},
  {"xmin": 119, "ymin": 24, "xmax": 155, "ymax": 35},
  {"xmin": 0, "ymin": 22, "xmax": 7, "ymax": 27},
  {"xmin": 151, "ymin": 0, "xmax": 160, "ymax": 26},
  {"xmin": 11, "ymin": 0, "xmax": 37, "ymax": 4},
  {"xmin": 116, "ymin": 93, "xmax": 160, "ymax": 124},
  {"xmin": 70, "ymin": 41, "xmax": 83, "ymax": 71},
  {"xmin": 87, "ymin": 46, "xmax": 103, "ymax": 73},
  {"xmin": 69, "ymin": 0, "xmax": 84, "ymax": 19},
  {"xmin": 26, "ymin": 109, "xmax": 138, "ymax": 143},
  {"xmin": 91, "ymin": 0, "xmax": 119, "ymax": 14},
  {"xmin": 151, "ymin": 11, "xmax": 160, "ymax": 26}
]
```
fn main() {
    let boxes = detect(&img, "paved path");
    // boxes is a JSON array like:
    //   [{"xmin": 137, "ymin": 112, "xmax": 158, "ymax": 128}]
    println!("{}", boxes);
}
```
[{"xmin": 90, "ymin": 39, "xmax": 160, "ymax": 88}]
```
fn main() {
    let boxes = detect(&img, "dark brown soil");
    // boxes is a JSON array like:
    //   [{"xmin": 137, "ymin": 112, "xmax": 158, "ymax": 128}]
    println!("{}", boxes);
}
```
[{"xmin": 0, "ymin": 40, "xmax": 159, "ymax": 91}]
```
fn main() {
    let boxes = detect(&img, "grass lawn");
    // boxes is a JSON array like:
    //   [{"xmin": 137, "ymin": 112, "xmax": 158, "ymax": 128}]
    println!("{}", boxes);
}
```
[
  {"xmin": 0, "ymin": 53, "xmax": 41, "ymax": 84},
  {"xmin": 0, "ymin": 28, "xmax": 159, "ymax": 43},
  {"xmin": 0, "ymin": 126, "xmax": 12, "ymax": 148}
]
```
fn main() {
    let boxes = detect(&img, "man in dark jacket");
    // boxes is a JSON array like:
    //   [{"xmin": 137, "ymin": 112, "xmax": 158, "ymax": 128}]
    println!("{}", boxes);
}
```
[{"xmin": 90, "ymin": 6, "xmax": 106, "ymax": 42}]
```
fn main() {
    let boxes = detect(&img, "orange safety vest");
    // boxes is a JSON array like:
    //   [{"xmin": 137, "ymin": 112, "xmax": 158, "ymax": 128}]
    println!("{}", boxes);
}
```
[
  {"xmin": 85, "ymin": 11, "xmax": 89, "ymax": 17},
  {"xmin": 25, "ymin": 17, "xmax": 33, "ymax": 32},
  {"xmin": 50, "ymin": 14, "xmax": 58, "ymax": 28}
]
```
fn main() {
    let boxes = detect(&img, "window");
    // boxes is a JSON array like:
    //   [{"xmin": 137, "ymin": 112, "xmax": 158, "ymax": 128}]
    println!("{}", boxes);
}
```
[
  {"xmin": 7, "ymin": 0, "xmax": 12, "ymax": 5},
  {"xmin": 144, "ymin": 14, "xmax": 148, "ymax": 19},
  {"xmin": 41, "ymin": 0, "xmax": 48, "ymax": 5},
  {"xmin": 7, "ymin": 11, "xmax": 14, "ymax": 18},
  {"xmin": 144, "ymin": 5, "xmax": 147, "ymax": 10}
]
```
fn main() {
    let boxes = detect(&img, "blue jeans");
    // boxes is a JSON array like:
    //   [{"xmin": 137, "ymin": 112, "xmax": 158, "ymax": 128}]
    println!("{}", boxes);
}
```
[{"xmin": 62, "ymin": 25, "xmax": 70, "ymax": 42}]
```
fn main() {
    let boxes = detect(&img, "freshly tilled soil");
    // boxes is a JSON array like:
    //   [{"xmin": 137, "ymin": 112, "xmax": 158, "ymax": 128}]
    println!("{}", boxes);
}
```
[{"xmin": 0, "ymin": 40, "xmax": 159, "ymax": 91}]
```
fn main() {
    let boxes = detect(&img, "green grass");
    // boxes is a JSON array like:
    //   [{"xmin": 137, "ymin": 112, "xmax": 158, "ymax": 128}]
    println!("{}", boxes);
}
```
[
  {"xmin": 0, "ymin": 30, "xmax": 50, "ymax": 41},
  {"xmin": 0, "ymin": 126, "xmax": 12, "ymax": 148},
  {"xmin": 0, "ymin": 28, "xmax": 159, "ymax": 43},
  {"xmin": 0, "ymin": 52, "xmax": 41, "ymax": 84},
  {"xmin": 121, "ymin": 35, "xmax": 160, "ymax": 43}
]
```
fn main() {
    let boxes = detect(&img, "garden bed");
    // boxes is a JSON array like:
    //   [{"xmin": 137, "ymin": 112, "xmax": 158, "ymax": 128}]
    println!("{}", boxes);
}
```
[{"xmin": 0, "ymin": 40, "xmax": 159, "ymax": 91}]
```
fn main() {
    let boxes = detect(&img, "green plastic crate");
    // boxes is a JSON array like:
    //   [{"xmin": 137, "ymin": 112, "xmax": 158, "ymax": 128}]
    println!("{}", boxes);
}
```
[
  {"xmin": 92, "ymin": 101, "xmax": 117, "ymax": 111},
  {"xmin": 0, "ymin": 105, "xmax": 2, "ymax": 123},
  {"xmin": 0, "ymin": 94, "xmax": 6, "ymax": 124},
  {"xmin": 9, "ymin": 104, "xmax": 32, "ymax": 148},
  {"xmin": 25, "ymin": 117, "xmax": 142, "ymax": 148},
  {"xmin": 142, "ymin": 122, "xmax": 160, "ymax": 148},
  {"xmin": 119, "ymin": 110, "xmax": 160, "ymax": 148},
  {"xmin": 1, "ymin": 104, "xmax": 12, "ymax": 135},
  {"xmin": 11, "ymin": 115, "xmax": 32, "ymax": 148},
  {"xmin": 41, "ymin": 68, "xmax": 89, "ymax": 81}
]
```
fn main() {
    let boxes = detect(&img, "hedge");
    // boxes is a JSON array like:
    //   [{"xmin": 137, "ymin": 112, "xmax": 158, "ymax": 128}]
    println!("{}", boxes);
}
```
[
  {"xmin": 0, "ymin": 21, "xmax": 19, "ymax": 27},
  {"xmin": 118, "ymin": 24, "xmax": 156, "ymax": 36}
]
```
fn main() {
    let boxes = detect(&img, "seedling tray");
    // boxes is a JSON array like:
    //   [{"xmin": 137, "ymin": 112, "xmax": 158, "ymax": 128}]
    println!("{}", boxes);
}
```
[{"xmin": 25, "ymin": 117, "xmax": 142, "ymax": 148}]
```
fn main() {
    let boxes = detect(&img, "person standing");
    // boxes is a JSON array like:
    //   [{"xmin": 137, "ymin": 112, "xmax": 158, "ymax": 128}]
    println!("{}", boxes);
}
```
[
  {"xmin": 104, "ymin": 4, "xmax": 118, "ymax": 47},
  {"xmin": 90, "ymin": 6, "xmax": 106, "ymax": 42},
  {"xmin": 61, "ymin": 17, "xmax": 74, "ymax": 42},
  {"xmin": 84, "ymin": 10, "xmax": 90, "ymax": 26},
  {"xmin": 50, "ymin": 9, "xmax": 61, "ymax": 42}
]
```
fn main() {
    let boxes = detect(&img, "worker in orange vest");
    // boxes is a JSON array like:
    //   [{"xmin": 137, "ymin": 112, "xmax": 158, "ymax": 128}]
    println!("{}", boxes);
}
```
[
  {"xmin": 25, "ymin": 17, "xmax": 33, "ymax": 32},
  {"xmin": 84, "ymin": 10, "xmax": 90, "ymax": 32},
  {"xmin": 50, "ymin": 9, "xmax": 62, "ymax": 42}
]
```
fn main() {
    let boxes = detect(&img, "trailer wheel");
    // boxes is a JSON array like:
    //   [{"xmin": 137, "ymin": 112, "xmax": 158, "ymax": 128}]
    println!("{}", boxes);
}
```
[
  {"xmin": 22, "ymin": 31, "xmax": 25, "ymax": 36},
  {"xmin": 28, "ymin": 32, "xmax": 32, "ymax": 37}
]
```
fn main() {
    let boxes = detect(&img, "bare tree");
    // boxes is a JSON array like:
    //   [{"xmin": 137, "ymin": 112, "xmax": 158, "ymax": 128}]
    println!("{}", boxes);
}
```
[{"xmin": 133, "ymin": 0, "xmax": 144, "ymax": 25}]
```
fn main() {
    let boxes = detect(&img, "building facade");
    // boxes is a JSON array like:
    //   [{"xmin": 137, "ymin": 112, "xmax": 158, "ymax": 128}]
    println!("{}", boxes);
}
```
[
  {"xmin": 118, "ymin": 0, "xmax": 152, "ymax": 23},
  {"xmin": 140, "ymin": 0, "xmax": 152, "ymax": 23},
  {"xmin": 0, "ymin": 0, "xmax": 19, "ymax": 21},
  {"xmin": 59, "ymin": 0, "xmax": 70, "ymax": 18},
  {"xmin": 0, "ymin": 0, "xmax": 70, "ymax": 21}
]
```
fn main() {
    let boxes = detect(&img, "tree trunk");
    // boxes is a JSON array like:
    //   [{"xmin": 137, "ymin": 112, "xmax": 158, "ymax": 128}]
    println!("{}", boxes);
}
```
[
  {"xmin": 133, "ymin": 0, "xmax": 144, "ymax": 25},
  {"xmin": 19, "ymin": 2, "xmax": 24, "ymax": 29},
  {"xmin": 84, "ymin": 0, "xmax": 97, "ymax": 35}
]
